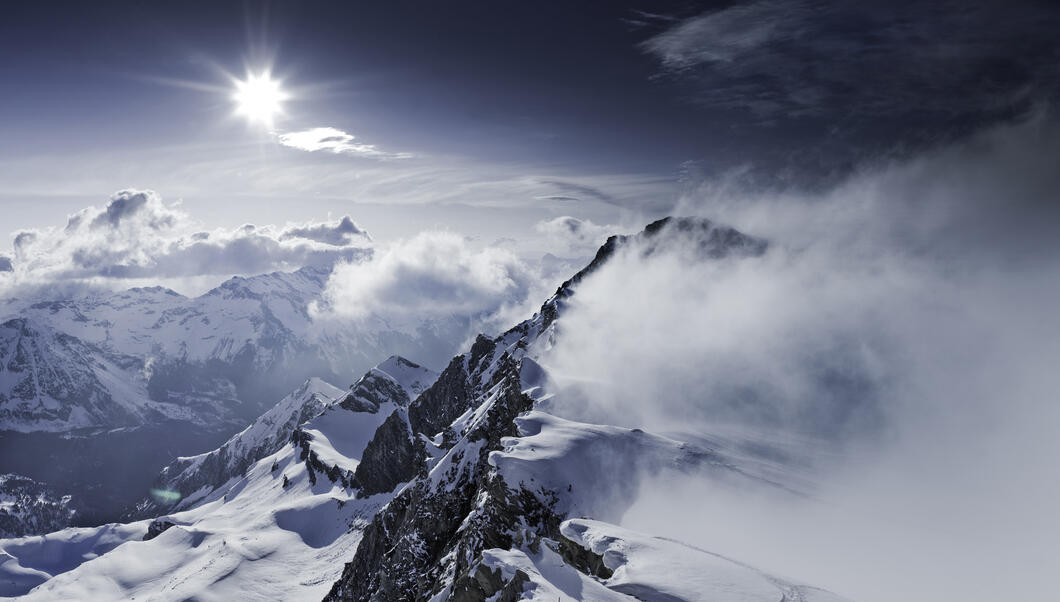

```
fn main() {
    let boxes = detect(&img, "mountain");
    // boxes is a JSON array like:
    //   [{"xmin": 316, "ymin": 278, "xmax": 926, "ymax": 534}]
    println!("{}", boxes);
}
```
[
  {"xmin": 129, "ymin": 356, "xmax": 438, "ymax": 520},
  {"xmin": 0, "ymin": 217, "xmax": 847, "ymax": 601},
  {"xmin": 0, "ymin": 354, "xmax": 441, "ymax": 599},
  {"xmin": 0, "ymin": 266, "xmax": 462, "ymax": 434},
  {"xmin": 128, "ymin": 377, "xmax": 347, "ymax": 519},
  {"xmin": 0, "ymin": 264, "xmax": 464, "ymax": 525},
  {"xmin": 0, "ymin": 474, "xmax": 76, "ymax": 539}
]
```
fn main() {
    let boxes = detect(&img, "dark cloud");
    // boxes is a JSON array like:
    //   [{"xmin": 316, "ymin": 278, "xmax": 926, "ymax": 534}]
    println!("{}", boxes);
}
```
[
  {"xmin": 0, "ymin": 256, "xmax": 11, "ymax": 272},
  {"xmin": 88, "ymin": 189, "xmax": 177, "ymax": 230},
  {"xmin": 644, "ymin": 1, "xmax": 1059, "ymax": 119},
  {"xmin": 640, "ymin": 0, "xmax": 1060, "ymax": 183},
  {"xmin": 280, "ymin": 216, "xmax": 371, "ymax": 246},
  {"xmin": 537, "ymin": 179, "xmax": 616, "ymax": 204},
  {"xmin": 12, "ymin": 231, "xmax": 36, "ymax": 254}
]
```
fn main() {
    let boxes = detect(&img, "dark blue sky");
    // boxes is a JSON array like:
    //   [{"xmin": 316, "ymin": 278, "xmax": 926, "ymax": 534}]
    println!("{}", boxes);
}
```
[{"xmin": 1, "ymin": 1, "xmax": 1057, "ymax": 240}]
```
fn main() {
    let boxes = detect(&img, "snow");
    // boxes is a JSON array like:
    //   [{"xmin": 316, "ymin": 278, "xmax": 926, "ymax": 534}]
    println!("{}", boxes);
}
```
[
  {"xmin": 490, "ymin": 411, "xmax": 742, "ymax": 523},
  {"xmin": 479, "ymin": 546, "xmax": 631, "ymax": 601},
  {"xmin": 0, "ymin": 521, "xmax": 148, "ymax": 597},
  {"xmin": 560, "ymin": 519, "xmax": 849, "ymax": 602},
  {"xmin": 371, "ymin": 356, "xmax": 439, "ymax": 402},
  {"xmin": 0, "ymin": 267, "xmax": 453, "ymax": 433},
  {"xmin": 0, "ymin": 358, "xmax": 419, "ymax": 599},
  {"xmin": 300, "ymin": 401, "xmax": 396, "ymax": 472},
  {"xmin": 1, "ymin": 415, "xmax": 392, "ymax": 600}
]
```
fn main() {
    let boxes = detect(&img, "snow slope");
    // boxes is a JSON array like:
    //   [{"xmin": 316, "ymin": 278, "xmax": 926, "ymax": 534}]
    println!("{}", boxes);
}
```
[
  {"xmin": 0, "ymin": 357, "xmax": 438, "ymax": 599},
  {"xmin": 558, "ymin": 519, "xmax": 848, "ymax": 602},
  {"xmin": 132, "ymin": 376, "xmax": 346, "ymax": 517}
]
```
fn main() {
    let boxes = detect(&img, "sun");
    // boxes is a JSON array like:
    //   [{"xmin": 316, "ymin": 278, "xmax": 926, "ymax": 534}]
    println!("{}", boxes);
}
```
[{"xmin": 233, "ymin": 71, "xmax": 287, "ymax": 127}]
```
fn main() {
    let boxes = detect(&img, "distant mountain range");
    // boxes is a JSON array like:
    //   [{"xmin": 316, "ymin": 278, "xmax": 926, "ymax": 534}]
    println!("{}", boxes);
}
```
[{"xmin": 0, "ymin": 266, "xmax": 468, "ymax": 433}]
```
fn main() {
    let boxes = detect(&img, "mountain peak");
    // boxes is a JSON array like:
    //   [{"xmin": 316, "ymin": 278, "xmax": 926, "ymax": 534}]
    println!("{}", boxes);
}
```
[{"xmin": 371, "ymin": 356, "xmax": 439, "ymax": 402}]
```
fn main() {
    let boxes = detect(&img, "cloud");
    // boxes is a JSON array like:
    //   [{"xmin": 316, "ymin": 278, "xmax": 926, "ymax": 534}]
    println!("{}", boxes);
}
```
[
  {"xmin": 0, "ymin": 256, "xmax": 11, "ymax": 272},
  {"xmin": 637, "ymin": 0, "xmax": 1060, "ymax": 183},
  {"xmin": 88, "ymin": 189, "xmax": 178, "ymax": 230},
  {"xmin": 542, "ymin": 114, "xmax": 1060, "ymax": 601},
  {"xmin": 280, "ymin": 215, "xmax": 372, "ymax": 246},
  {"xmin": 313, "ymin": 231, "xmax": 546, "ymax": 334},
  {"xmin": 534, "ymin": 216, "xmax": 623, "ymax": 254},
  {"xmin": 2, "ymin": 189, "xmax": 372, "ymax": 291},
  {"xmin": 642, "ymin": 1, "xmax": 1060, "ymax": 120},
  {"xmin": 534, "ymin": 179, "xmax": 616, "ymax": 204},
  {"xmin": 277, "ymin": 127, "xmax": 412, "ymax": 159}
]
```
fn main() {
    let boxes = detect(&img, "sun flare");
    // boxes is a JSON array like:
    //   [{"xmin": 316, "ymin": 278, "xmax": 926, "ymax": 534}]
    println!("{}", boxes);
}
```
[{"xmin": 233, "ymin": 71, "xmax": 287, "ymax": 127}]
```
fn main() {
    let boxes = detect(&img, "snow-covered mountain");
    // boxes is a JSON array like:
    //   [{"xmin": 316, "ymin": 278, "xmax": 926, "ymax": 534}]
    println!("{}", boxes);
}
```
[
  {"xmin": 0, "ymin": 353, "xmax": 441, "ymax": 599},
  {"xmin": 0, "ymin": 217, "xmax": 849, "ymax": 601},
  {"xmin": 130, "ymin": 356, "xmax": 438, "ymax": 520},
  {"xmin": 0, "ymin": 266, "xmax": 462, "ymax": 434}
]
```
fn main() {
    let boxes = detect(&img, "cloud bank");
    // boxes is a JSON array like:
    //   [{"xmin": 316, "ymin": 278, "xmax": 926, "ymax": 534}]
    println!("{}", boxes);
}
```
[
  {"xmin": 4, "ymin": 189, "xmax": 371, "ymax": 293},
  {"xmin": 543, "ymin": 114, "xmax": 1060, "ymax": 601}
]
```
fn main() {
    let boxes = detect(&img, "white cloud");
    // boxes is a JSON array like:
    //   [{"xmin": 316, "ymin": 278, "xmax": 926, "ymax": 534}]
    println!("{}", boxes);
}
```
[
  {"xmin": 542, "ymin": 115, "xmax": 1060, "ymax": 602},
  {"xmin": 277, "ymin": 127, "xmax": 412, "ymax": 159},
  {"xmin": 3, "ymin": 189, "xmax": 372, "ymax": 292},
  {"xmin": 313, "ymin": 231, "xmax": 545, "ymax": 333}
]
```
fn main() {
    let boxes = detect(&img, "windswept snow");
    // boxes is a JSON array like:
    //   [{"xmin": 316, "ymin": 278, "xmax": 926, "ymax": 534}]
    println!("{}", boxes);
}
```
[{"xmin": 560, "ymin": 519, "xmax": 848, "ymax": 602}]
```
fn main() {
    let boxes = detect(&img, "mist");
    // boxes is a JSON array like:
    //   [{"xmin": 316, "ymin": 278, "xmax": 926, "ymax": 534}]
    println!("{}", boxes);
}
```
[{"xmin": 541, "ymin": 113, "xmax": 1060, "ymax": 601}]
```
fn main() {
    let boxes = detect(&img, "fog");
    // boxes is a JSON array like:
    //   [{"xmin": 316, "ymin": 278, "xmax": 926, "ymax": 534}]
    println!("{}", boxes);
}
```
[{"xmin": 542, "ymin": 114, "xmax": 1060, "ymax": 601}]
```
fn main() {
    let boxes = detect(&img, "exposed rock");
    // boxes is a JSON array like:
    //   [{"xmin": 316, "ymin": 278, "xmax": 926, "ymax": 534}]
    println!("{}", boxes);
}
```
[
  {"xmin": 326, "ymin": 367, "xmax": 546, "ymax": 602},
  {"xmin": 142, "ymin": 519, "xmax": 175, "ymax": 541},
  {"xmin": 354, "ymin": 410, "xmax": 423, "ymax": 497},
  {"xmin": 0, "ymin": 473, "xmax": 77, "ymax": 538},
  {"xmin": 340, "ymin": 372, "xmax": 407, "ymax": 413},
  {"xmin": 407, "ymin": 356, "xmax": 472, "ymax": 438}
]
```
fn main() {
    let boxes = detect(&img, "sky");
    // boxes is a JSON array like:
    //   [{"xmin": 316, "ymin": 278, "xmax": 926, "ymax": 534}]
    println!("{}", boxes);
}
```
[
  {"xmin": 1, "ymin": 0, "xmax": 1058, "ymax": 291},
  {"xmin": 2, "ymin": 4, "xmax": 1059, "ymax": 599}
]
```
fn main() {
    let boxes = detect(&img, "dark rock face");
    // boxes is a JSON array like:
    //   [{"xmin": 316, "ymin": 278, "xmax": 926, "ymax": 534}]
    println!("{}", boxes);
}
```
[
  {"xmin": 407, "ymin": 356, "xmax": 473, "ymax": 438},
  {"xmin": 354, "ymin": 410, "xmax": 422, "ymax": 497},
  {"xmin": 327, "ymin": 369, "xmax": 549, "ymax": 602},
  {"xmin": 341, "ymin": 372, "xmax": 408, "ymax": 413},
  {"xmin": 142, "ymin": 519, "xmax": 175, "ymax": 541},
  {"xmin": 449, "ymin": 564, "xmax": 530, "ymax": 602},
  {"xmin": 0, "ymin": 473, "xmax": 77, "ymax": 538}
]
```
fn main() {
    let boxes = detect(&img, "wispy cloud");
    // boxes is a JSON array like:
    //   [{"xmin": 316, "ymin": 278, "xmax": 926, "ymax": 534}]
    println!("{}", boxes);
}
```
[
  {"xmin": 277, "ymin": 127, "xmax": 412, "ymax": 159},
  {"xmin": 640, "ymin": 1, "xmax": 1060, "ymax": 122}
]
